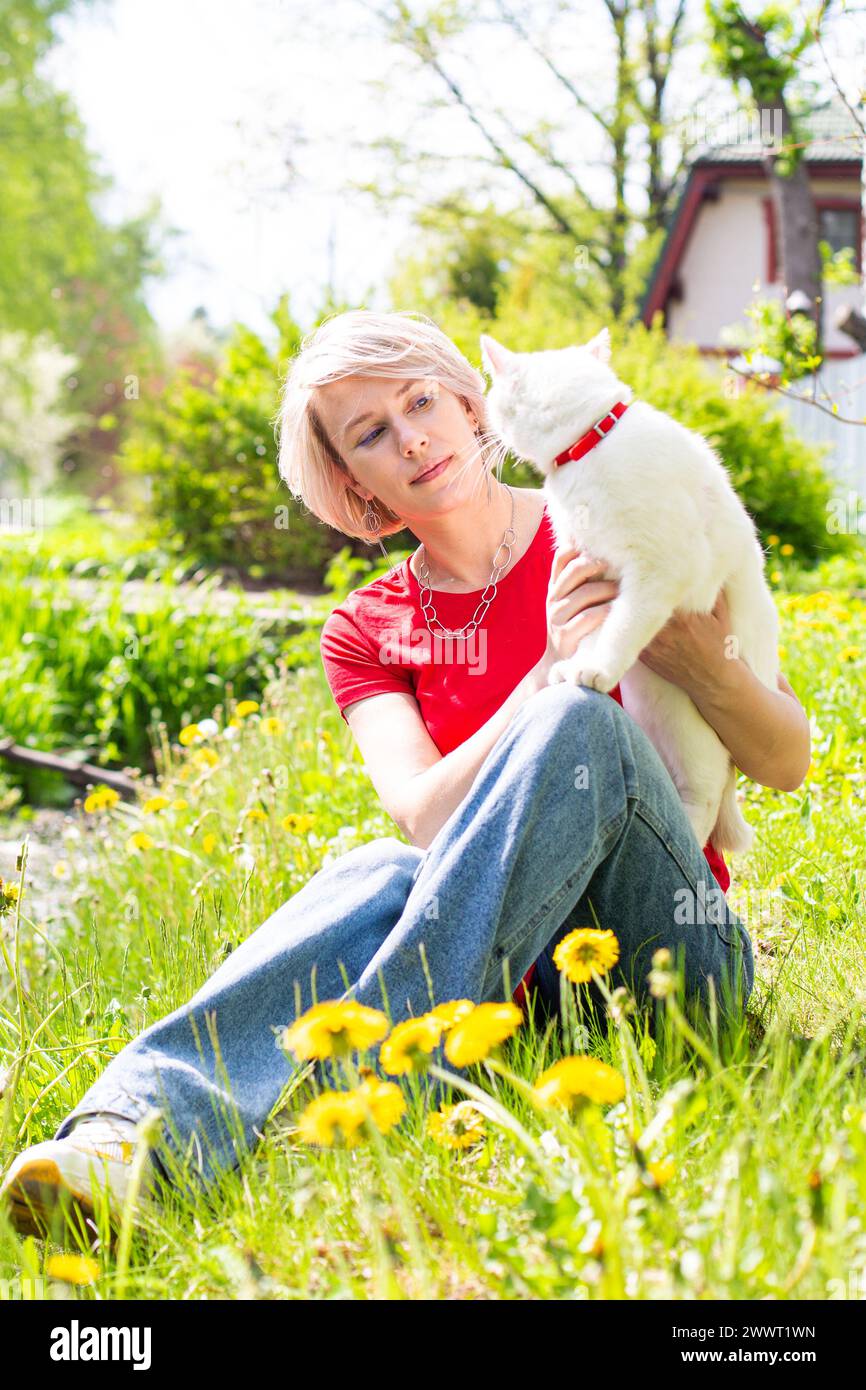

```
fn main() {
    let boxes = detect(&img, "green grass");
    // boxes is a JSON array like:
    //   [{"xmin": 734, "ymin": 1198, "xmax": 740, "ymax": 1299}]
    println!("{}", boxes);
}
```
[{"xmin": 0, "ymin": 562, "xmax": 865, "ymax": 1300}]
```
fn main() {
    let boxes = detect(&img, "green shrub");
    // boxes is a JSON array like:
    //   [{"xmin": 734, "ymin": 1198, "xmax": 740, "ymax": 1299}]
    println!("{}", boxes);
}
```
[
  {"xmin": 120, "ymin": 298, "xmax": 345, "ymax": 582},
  {"xmin": 0, "ymin": 552, "xmax": 304, "ymax": 797}
]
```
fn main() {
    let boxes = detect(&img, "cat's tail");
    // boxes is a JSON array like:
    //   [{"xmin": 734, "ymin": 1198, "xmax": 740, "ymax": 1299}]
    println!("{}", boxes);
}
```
[{"xmin": 709, "ymin": 765, "xmax": 754, "ymax": 855}]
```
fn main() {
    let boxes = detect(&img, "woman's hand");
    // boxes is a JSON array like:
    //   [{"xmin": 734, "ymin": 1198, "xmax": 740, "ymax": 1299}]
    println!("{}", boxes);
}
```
[
  {"xmin": 637, "ymin": 587, "xmax": 734, "ymax": 700},
  {"xmin": 534, "ymin": 544, "xmax": 620, "ymax": 683}
]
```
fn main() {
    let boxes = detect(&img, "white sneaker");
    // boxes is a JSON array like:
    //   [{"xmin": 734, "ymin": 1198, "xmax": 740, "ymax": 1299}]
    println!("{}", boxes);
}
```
[{"xmin": 0, "ymin": 1114, "xmax": 160, "ymax": 1241}]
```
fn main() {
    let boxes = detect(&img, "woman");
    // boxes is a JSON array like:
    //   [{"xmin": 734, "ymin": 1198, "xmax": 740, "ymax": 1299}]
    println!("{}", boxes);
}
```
[{"xmin": 1, "ymin": 310, "xmax": 810, "ymax": 1240}]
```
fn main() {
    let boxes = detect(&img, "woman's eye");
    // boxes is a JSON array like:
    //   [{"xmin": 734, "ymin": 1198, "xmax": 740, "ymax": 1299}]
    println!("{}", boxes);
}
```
[{"xmin": 358, "ymin": 395, "xmax": 431, "ymax": 446}]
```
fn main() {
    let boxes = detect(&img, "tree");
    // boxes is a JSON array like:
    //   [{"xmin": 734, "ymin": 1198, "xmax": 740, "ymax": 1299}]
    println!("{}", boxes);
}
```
[
  {"xmin": 705, "ymin": 0, "xmax": 830, "ymax": 351},
  {"xmin": 356, "ymin": 0, "xmax": 700, "ymax": 319},
  {"xmin": 0, "ymin": 0, "xmax": 166, "ymax": 487},
  {"xmin": 0, "ymin": 331, "xmax": 86, "ymax": 491}
]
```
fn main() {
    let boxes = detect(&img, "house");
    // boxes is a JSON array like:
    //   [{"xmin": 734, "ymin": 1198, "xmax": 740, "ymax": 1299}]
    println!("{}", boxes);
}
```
[{"xmin": 640, "ymin": 98, "xmax": 863, "ymax": 360}]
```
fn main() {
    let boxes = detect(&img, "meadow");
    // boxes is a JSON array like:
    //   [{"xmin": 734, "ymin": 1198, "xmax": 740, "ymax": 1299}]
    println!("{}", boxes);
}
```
[{"xmin": 1, "ymin": 542, "xmax": 865, "ymax": 1300}]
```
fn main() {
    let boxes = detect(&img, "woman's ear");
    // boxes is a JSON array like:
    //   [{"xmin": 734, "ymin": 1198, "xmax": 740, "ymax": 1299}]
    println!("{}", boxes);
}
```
[{"xmin": 344, "ymin": 477, "xmax": 373, "ymax": 502}]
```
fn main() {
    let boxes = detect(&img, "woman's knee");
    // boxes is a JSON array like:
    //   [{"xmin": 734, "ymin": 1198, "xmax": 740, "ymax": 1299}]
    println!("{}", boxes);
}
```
[
  {"xmin": 343, "ymin": 834, "xmax": 419, "ymax": 865},
  {"xmin": 513, "ymin": 681, "xmax": 618, "ymax": 752}
]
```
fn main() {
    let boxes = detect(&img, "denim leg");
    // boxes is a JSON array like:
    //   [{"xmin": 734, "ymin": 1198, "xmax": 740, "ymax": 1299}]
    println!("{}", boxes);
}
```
[
  {"xmin": 532, "ymin": 808, "xmax": 755, "ymax": 1030},
  {"xmin": 53, "ymin": 837, "xmax": 424, "ymax": 1173},
  {"xmin": 53, "ymin": 682, "xmax": 752, "ymax": 1187}
]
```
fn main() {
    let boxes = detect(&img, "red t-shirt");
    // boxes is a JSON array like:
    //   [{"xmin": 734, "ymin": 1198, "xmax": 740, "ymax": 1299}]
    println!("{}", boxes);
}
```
[{"xmin": 320, "ymin": 502, "xmax": 730, "ymax": 1003}]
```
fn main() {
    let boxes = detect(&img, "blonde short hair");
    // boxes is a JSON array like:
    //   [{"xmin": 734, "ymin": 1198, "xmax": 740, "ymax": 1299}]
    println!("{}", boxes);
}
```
[{"xmin": 275, "ymin": 308, "xmax": 498, "ymax": 541}]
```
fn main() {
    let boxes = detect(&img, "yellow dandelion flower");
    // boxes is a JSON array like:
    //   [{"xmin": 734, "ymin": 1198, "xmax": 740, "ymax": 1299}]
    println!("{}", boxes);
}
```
[
  {"xmin": 780, "ymin": 543, "xmax": 794, "ymax": 557},
  {"xmin": 142, "ymin": 795, "xmax": 171, "ymax": 814},
  {"xmin": 83, "ymin": 784, "xmax": 121, "ymax": 814},
  {"xmin": 46, "ymin": 1253, "xmax": 100, "ymax": 1286},
  {"xmin": 770, "ymin": 570, "xmax": 782, "ymax": 583},
  {"xmin": 767, "ymin": 534, "xmax": 780, "ymax": 546},
  {"xmin": 0, "ymin": 879, "xmax": 20, "ymax": 913},
  {"xmin": 428, "ymin": 999, "xmax": 476, "ymax": 1030},
  {"xmin": 234, "ymin": 700, "xmax": 260, "ymax": 718},
  {"xmin": 646, "ymin": 1157, "xmax": 676, "ymax": 1187},
  {"xmin": 428, "ymin": 1100, "xmax": 487, "ymax": 1150},
  {"xmin": 379, "ymin": 1015, "xmax": 444, "ymax": 1075},
  {"xmin": 552, "ymin": 927, "xmax": 620, "ymax": 984},
  {"xmin": 51, "ymin": 861, "xmax": 70, "ymax": 880},
  {"xmin": 201, "ymin": 833, "xmax": 218, "ymax": 854},
  {"xmin": 840, "ymin": 646, "xmax": 862, "ymax": 662},
  {"xmin": 352, "ymin": 1075, "xmax": 406, "ymax": 1133},
  {"xmin": 244, "ymin": 808, "xmax": 267, "ymax": 822},
  {"xmin": 533, "ymin": 1055, "xmax": 625, "ymax": 1110},
  {"xmin": 444, "ymin": 1001, "xmax": 523, "ymax": 1068},
  {"xmin": 126, "ymin": 832, "xmax": 154, "ymax": 854},
  {"xmin": 172, "ymin": 798, "xmax": 189, "ymax": 810},
  {"xmin": 191, "ymin": 747, "xmax": 219, "ymax": 768},
  {"xmin": 281, "ymin": 999, "xmax": 389, "ymax": 1061},
  {"xmin": 262, "ymin": 717, "xmax": 285, "ymax": 736},
  {"xmin": 281, "ymin": 813, "xmax": 317, "ymax": 835},
  {"xmin": 297, "ymin": 1090, "xmax": 365, "ymax": 1148},
  {"xmin": 179, "ymin": 723, "xmax": 202, "ymax": 746}
]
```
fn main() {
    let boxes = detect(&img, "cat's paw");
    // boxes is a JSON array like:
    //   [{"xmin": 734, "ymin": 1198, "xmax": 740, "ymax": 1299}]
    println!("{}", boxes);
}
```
[
  {"xmin": 546, "ymin": 660, "xmax": 572, "ymax": 686},
  {"xmin": 547, "ymin": 661, "xmax": 617, "ymax": 693},
  {"xmin": 573, "ymin": 665, "xmax": 618, "ymax": 694}
]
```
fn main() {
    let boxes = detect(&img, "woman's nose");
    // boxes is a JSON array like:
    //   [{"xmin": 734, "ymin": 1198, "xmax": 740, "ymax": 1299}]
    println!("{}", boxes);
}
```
[{"xmin": 396, "ymin": 423, "xmax": 429, "ymax": 457}]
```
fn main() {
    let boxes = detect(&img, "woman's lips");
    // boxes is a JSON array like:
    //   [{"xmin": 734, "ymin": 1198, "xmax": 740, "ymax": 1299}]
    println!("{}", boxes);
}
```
[{"xmin": 412, "ymin": 455, "xmax": 452, "ymax": 484}]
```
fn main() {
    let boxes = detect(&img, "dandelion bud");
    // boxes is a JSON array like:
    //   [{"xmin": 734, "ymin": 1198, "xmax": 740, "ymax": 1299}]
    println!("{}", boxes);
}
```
[{"xmin": 648, "ymin": 948, "xmax": 676, "ymax": 999}]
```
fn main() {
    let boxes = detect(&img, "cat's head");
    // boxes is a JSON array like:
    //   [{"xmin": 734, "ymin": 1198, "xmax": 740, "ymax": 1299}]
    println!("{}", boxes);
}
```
[{"xmin": 480, "ymin": 328, "xmax": 631, "ymax": 477}]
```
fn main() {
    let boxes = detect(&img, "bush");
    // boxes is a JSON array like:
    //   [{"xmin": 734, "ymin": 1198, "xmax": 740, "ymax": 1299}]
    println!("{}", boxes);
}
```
[
  {"xmin": 0, "ymin": 550, "xmax": 303, "ymax": 797},
  {"xmin": 121, "ymin": 298, "xmax": 347, "ymax": 582}
]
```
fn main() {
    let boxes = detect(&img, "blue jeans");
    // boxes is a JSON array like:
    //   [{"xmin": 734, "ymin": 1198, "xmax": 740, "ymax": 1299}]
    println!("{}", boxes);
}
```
[{"xmin": 53, "ymin": 684, "xmax": 753, "ymax": 1189}]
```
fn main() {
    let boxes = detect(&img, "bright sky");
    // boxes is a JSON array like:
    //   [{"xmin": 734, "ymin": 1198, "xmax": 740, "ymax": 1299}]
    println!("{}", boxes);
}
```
[
  {"xmin": 44, "ymin": 0, "xmax": 420, "ymax": 342},
  {"xmin": 43, "ymin": 0, "xmax": 864, "ymax": 348}
]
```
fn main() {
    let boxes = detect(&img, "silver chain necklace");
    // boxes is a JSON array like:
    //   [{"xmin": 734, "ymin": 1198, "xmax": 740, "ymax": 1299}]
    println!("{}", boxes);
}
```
[{"xmin": 416, "ymin": 485, "xmax": 516, "ymax": 639}]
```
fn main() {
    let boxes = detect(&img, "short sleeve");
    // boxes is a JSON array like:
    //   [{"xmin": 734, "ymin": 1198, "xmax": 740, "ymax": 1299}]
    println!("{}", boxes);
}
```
[{"xmin": 320, "ymin": 605, "xmax": 416, "ymax": 722}]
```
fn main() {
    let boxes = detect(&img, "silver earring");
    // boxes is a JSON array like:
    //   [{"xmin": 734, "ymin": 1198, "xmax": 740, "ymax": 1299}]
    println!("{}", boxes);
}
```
[{"xmin": 362, "ymin": 497, "xmax": 381, "ymax": 534}]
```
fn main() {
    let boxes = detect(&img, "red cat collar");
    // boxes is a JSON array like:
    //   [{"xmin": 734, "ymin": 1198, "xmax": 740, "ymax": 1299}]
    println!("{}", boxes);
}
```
[{"xmin": 552, "ymin": 400, "xmax": 630, "ymax": 467}]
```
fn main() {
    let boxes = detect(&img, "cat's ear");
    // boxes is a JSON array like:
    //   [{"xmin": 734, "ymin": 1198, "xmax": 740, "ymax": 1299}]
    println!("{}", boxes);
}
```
[
  {"xmin": 584, "ymin": 327, "xmax": 612, "ymax": 364},
  {"xmin": 480, "ymin": 335, "xmax": 517, "ymax": 379}
]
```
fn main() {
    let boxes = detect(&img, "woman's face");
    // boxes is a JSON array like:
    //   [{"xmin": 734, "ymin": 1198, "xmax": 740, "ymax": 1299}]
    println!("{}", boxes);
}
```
[{"xmin": 313, "ymin": 374, "xmax": 484, "ymax": 528}]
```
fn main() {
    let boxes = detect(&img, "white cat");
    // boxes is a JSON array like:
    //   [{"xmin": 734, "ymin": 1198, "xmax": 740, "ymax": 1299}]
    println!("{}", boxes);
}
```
[{"xmin": 480, "ymin": 327, "xmax": 781, "ymax": 855}]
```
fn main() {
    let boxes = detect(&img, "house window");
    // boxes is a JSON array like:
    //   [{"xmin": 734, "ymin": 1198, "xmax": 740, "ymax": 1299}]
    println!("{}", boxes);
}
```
[{"xmin": 818, "ymin": 206, "xmax": 860, "ymax": 261}]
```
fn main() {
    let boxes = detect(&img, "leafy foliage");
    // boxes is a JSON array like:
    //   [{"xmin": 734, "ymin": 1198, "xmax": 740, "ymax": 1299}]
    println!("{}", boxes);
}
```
[
  {"xmin": 0, "ymin": 0, "xmax": 163, "ymax": 484},
  {"xmin": 120, "ymin": 298, "xmax": 344, "ymax": 580}
]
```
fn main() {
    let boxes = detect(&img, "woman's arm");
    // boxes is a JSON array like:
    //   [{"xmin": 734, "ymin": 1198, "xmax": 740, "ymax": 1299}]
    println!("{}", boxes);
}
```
[
  {"xmin": 637, "ymin": 589, "xmax": 811, "ymax": 794},
  {"xmin": 344, "ymin": 548, "xmax": 619, "ymax": 851},
  {"xmin": 345, "ymin": 658, "xmax": 552, "ymax": 851}
]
